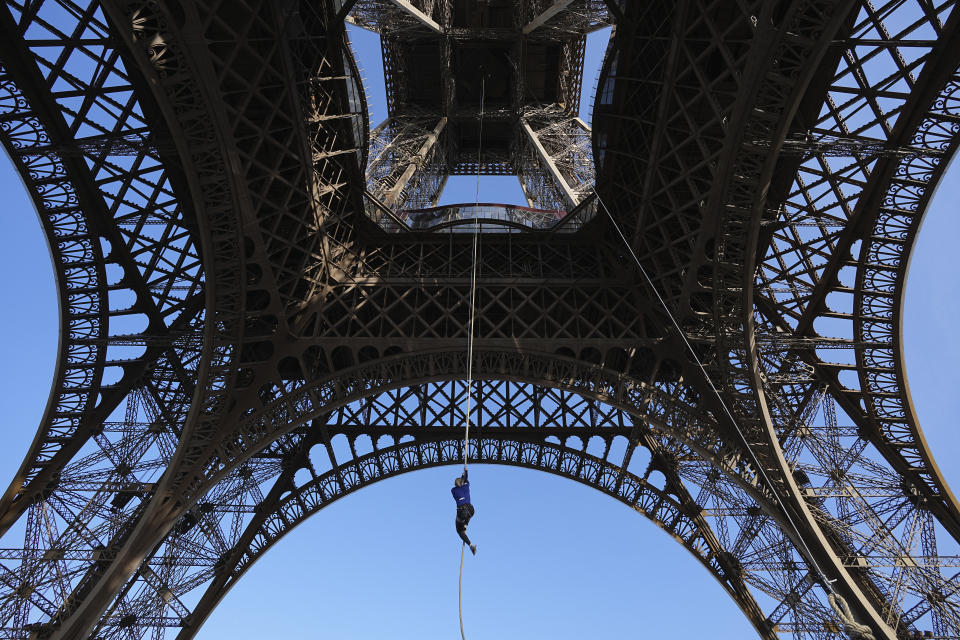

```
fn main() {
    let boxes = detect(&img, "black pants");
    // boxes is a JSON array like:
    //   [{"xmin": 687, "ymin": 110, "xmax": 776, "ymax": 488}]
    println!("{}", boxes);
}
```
[{"xmin": 455, "ymin": 503, "xmax": 475, "ymax": 546}]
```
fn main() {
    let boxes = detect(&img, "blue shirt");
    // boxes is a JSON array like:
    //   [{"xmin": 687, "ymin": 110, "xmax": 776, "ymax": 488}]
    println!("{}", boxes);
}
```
[{"xmin": 451, "ymin": 481, "xmax": 471, "ymax": 506}]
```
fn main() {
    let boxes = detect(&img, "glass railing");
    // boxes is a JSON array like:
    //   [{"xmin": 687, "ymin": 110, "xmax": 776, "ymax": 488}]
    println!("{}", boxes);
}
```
[{"xmin": 363, "ymin": 192, "xmax": 598, "ymax": 234}]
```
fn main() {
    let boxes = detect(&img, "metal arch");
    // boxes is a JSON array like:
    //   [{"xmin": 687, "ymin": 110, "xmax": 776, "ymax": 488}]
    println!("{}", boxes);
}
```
[
  {"xmin": 87, "ymin": 374, "xmax": 836, "ymax": 640},
  {"xmin": 11, "ymin": 340, "xmax": 804, "ymax": 640},
  {"xmin": 15, "ymin": 0, "xmax": 254, "ymax": 634},
  {"xmin": 698, "ymin": 2, "xmax": 904, "ymax": 632},
  {"xmin": 0, "ymin": 2, "xmax": 219, "ymax": 633},
  {"xmin": 857, "ymin": 69, "xmax": 960, "ymax": 522},
  {"xmin": 737, "ymin": 4, "xmax": 960, "ymax": 632},
  {"xmin": 27, "ymin": 0, "xmax": 385, "ymax": 634},
  {"xmin": 0, "ymin": 54, "xmax": 110, "ymax": 527},
  {"xmin": 709, "ymin": 3, "xmax": 960, "ymax": 633},
  {"xmin": 852, "ymin": 35, "xmax": 960, "ymax": 535},
  {"xmin": 721, "ymin": 2, "xmax": 916, "ymax": 633},
  {"xmin": 0, "ymin": 1, "xmax": 206, "ymax": 533},
  {"xmin": 756, "ymin": 0, "xmax": 960, "ymax": 330},
  {"xmin": 88, "ymin": 379, "xmax": 870, "ymax": 639},
  {"xmin": 592, "ymin": 1, "xmax": 960, "ymax": 635},
  {"xmin": 171, "ymin": 439, "xmax": 775, "ymax": 640},
  {"xmin": 201, "ymin": 350, "xmax": 803, "ymax": 524},
  {"xmin": 787, "ymin": 67, "xmax": 960, "ymax": 638},
  {"xmin": 754, "ymin": 3, "xmax": 960, "ymax": 540},
  {"xmin": 591, "ymin": 1, "xmax": 901, "ymax": 632},
  {"xmin": 707, "ymin": 1, "xmax": 960, "ymax": 634}
]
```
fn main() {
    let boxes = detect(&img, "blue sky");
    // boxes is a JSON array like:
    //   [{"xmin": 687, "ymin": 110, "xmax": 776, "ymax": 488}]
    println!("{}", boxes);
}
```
[{"xmin": 0, "ymin": 22, "xmax": 957, "ymax": 640}]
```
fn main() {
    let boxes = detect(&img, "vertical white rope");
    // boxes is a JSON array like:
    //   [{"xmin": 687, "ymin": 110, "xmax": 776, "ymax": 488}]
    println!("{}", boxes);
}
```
[{"xmin": 463, "ymin": 75, "xmax": 484, "ymax": 469}]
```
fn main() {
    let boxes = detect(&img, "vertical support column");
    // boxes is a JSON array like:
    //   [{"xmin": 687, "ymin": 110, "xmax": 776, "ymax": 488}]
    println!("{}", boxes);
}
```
[
  {"xmin": 441, "ymin": 36, "xmax": 456, "ymax": 117},
  {"xmin": 388, "ymin": 0, "xmax": 442, "ymax": 32},
  {"xmin": 430, "ymin": 174, "xmax": 449, "ymax": 207},
  {"xmin": 365, "ymin": 117, "xmax": 398, "ymax": 169},
  {"xmin": 522, "ymin": 0, "xmax": 575, "ymax": 34},
  {"xmin": 521, "ymin": 0, "xmax": 610, "ymax": 34},
  {"xmin": 521, "ymin": 117, "xmax": 580, "ymax": 210},
  {"xmin": 382, "ymin": 116, "xmax": 447, "ymax": 208},
  {"xmin": 518, "ymin": 178, "xmax": 538, "ymax": 208},
  {"xmin": 366, "ymin": 117, "xmax": 449, "ymax": 210}
]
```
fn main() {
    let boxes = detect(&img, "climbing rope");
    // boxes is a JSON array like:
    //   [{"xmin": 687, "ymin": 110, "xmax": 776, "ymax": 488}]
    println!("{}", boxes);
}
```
[
  {"xmin": 462, "ymin": 73, "xmax": 484, "ymax": 470},
  {"xmin": 829, "ymin": 594, "xmax": 877, "ymax": 640},
  {"xmin": 593, "ymin": 191, "xmax": 878, "ymax": 640},
  {"xmin": 458, "ymin": 74, "xmax": 485, "ymax": 640},
  {"xmin": 462, "ymin": 215, "xmax": 479, "ymax": 470}
]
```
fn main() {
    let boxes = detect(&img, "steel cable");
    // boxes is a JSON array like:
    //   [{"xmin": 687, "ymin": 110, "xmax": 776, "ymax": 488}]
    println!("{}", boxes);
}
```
[{"xmin": 594, "ymin": 190, "xmax": 878, "ymax": 640}]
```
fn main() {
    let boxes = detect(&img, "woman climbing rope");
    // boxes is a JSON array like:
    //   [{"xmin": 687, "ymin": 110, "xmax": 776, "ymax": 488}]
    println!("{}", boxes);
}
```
[{"xmin": 451, "ymin": 469, "xmax": 477, "ymax": 554}]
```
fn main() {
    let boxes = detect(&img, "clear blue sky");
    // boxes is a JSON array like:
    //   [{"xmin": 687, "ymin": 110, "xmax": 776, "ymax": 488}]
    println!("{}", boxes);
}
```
[{"xmin": 0, "ymin": 23, "xmax": 957, "ymax": 640}]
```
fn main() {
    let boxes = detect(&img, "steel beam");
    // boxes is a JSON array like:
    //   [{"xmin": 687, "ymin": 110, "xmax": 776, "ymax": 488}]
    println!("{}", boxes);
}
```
[
  {"xmin": 522, "ymin": 0, "xmax": 575, "ymax": 34},
  {"xmin": 389, "ymin": 0, "xmax": 442, "ymax": 32},
  {"xmin": 382, "ymin": 116, "xmax": 447, "ymax": 208},
  {"xmin": 521, "ymin": 118, "xmax": 579, "ymax": 209}
]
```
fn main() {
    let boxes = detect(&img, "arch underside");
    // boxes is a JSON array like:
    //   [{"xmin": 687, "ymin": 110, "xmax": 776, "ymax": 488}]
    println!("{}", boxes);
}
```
[
  {"xmin": 0, "ymin": 0, "xmax": 205, "ymax": 534},
  {"xmin": 74, "ymin": 372, "xmax": 953, "ymax": 640},
  {"xmin": 98, "ymin": 378, "xmax": 822, "ymax": 640},
  {"xmin": 178, "ymin": 439, "xmax": 763, "ymax": 639},
  {"xmin": 0, "ymin": 1, "xmax": 959, "ymax": 639}
]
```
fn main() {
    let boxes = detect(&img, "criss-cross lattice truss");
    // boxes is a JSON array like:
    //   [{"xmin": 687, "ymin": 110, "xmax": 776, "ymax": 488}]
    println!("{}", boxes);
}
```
[
  {"xmin": 0, "ymin": 1, "xmax": 959, "ymax": 639},
  {"xmin": 358, "ymin": 0, "xmax": 601, "ymax": 223}
]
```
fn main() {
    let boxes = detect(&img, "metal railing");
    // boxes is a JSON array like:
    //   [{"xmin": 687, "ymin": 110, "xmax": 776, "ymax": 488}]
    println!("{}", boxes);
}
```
[{"xmin": 363, "ymin": 191, "xmax": 598, "ymax": 233}]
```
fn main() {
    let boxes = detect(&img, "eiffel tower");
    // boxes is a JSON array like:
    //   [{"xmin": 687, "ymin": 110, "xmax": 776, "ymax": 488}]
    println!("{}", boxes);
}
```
[{"xmin": 0, "ymin": 0, "xmax": 959, "ymax": 638}]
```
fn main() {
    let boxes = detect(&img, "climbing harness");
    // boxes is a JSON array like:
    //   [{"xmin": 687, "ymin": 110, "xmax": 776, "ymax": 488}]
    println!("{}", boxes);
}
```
[
  {"xmin": 594, "ymin": 191, "xmax": 878, "ymax": 640},
  {"xmin": 458, "ymin": 74, "xmax": 485, "ymax": 640}
]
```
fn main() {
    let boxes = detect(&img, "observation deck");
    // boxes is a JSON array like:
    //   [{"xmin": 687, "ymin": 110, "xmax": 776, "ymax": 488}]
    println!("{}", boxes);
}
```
[{"xmin": 363, "ymin": 195, "xmax": 598, "ymax": 233}]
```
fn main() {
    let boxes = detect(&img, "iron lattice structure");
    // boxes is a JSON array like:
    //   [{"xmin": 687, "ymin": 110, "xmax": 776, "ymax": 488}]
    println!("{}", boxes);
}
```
[
  {"xmin": 0, "ymin": 0, "xmax": 958, "ymax": 638},
  {"xmin": 359, "ymin": 0, "xmax": 602, "ymax": 215}
]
